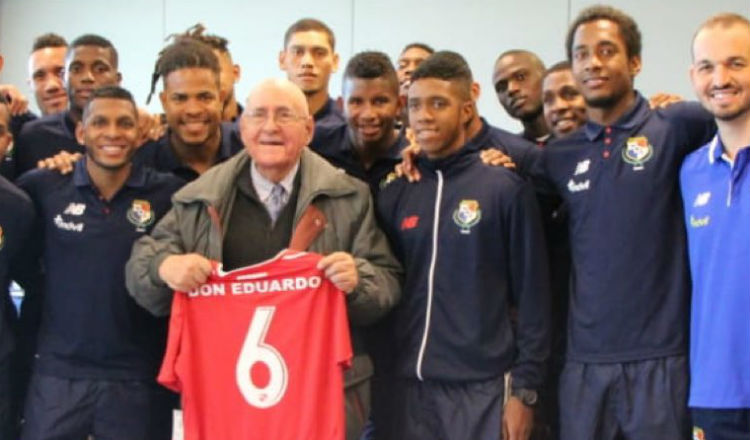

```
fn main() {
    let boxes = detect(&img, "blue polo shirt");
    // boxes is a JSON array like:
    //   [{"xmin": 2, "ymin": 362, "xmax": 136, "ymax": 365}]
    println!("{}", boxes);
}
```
[
  {"xmin": 310, "ymin": 122, "xmax": 408, "ymax": 193},
  {"xmin": 680, "ymin": 135, "xmax": 750, "ymax": 408},
  {"xmin": 314, "ymin": 97, "xmax": 345, "ymax": 125},
  {"xmin": 133, "ymin": 122, "xmax": 242, "ymax": 182},
  {"xmin": 542, "ymin": 92, "xmax": 715, "ymax": 362},
  {"xmin": 310, "ymin": 97, "xmax": 345, "ymax": 149},
  {"xmin": 13, "ymin": 110, "xmax": 82, "ymax": 178},
  {"xmin": 16, "ymin": 160, "xmax": 183, "ymax": 380},
  {"xmin": 0, "ymin": 176, "xmax": 35, "ymax": 360}
]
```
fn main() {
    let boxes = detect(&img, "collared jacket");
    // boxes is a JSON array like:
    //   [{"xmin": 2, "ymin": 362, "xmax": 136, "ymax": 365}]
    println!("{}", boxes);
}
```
[
  {"xmin": 377, "ymin": 142, "xmax": 550, "ymax": 389},
  {"xmin": 126, "ymin": 148, "xmax": 402, "ymax": 389}
]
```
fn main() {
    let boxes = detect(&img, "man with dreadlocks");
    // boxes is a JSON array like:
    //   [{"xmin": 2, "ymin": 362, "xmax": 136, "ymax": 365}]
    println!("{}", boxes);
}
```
[
  {"xmin": 177, "ymin": 24, "xmax": 242, "ymax": 122},
  {"xmin": 136, "ymin": 38, "xmax": 243, "ymax": 182}
]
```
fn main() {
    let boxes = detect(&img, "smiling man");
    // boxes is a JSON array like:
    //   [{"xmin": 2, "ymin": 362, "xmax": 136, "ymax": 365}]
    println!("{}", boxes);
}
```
[
  {"xmin": 680, "ymin": 13, "xmax": 750, "ymax": 440},
  {"xmin": 541, "ymin": 61, "xmax": 587, "ymax": 139},
  {"xmin": 13, "ymin": 34, "xmax": 121, "ymax": 178},
  {"xmin": 310, "ymin": 51, "xmax": 407, "ymax": 192},
  {"xmin": 377, "ymin": 51, "xmax": 550, "ymax": 440},
  {"xmin": 27, "ymin": 33, "xmax": 68, "ymax": 117},
  {"xmin": 138, "ymin": 38, "xmax": 242, "ymax": 182},
  {"xmin": 541, "ymin": 6, "xmax": 717, "ymax": 440},
  {"xmin": 126, "ymin": 78, "xmax": 400, "ymax": 440},
  {"xmin": 17, "ymin": 86, "xmax": 182, "ymax": 440}
]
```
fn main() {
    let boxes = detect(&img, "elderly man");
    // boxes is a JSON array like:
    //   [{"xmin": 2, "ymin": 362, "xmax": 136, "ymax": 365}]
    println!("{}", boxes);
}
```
[{"xmin": 126, "ymin": 78, "xmax": 400, "ymax": 440}]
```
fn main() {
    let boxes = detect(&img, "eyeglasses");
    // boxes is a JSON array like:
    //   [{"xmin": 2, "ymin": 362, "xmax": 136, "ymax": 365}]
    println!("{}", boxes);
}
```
[{"xmin": 244, "ymin": 109, "xmax": 307, "ymax": 126}]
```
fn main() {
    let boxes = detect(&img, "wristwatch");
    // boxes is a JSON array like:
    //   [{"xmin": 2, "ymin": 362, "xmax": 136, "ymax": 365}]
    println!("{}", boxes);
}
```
[{"xmin": 510, "ymin": 387, "xmax": 538, "ymax": 407}]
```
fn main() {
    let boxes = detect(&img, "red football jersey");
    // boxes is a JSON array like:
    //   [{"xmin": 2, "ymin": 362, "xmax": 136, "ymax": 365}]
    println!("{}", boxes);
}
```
[{"xmin": 158, "ymin": 250, "xmax": 352, "ymax": 440}]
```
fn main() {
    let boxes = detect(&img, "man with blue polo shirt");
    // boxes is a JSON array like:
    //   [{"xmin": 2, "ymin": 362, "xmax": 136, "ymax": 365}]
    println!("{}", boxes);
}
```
[
  {"xmin": 681, "ymin": 13, "xmax": 750, "ymax": 439},
  {"xmin": 377, "ymin": 51, "xmax": 550, "ymax": 440},
  {"xmin": 13, "ymin": 34, "xmax": 122, "ymax": 178},
  {"xmin": 0, "ymin": 95, "xmax": 36, "ymax": 439},
  {"xmin": 541, "ymin": 6, "xmax": 716, "ymax": 440},
  {"xmin": 311, "ymin": 51, "xmax": 408, "ymax": 193},
  {"xmin": 17, "ymin": 86, "xmax": 182, "ymax": 440},
  {"xmin": 140, "ymin": 38, "xmax": 243, "ymax": 182}
]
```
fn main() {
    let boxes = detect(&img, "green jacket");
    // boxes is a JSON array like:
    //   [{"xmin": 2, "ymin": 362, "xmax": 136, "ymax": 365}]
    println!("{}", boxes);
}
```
[{"xmin": 125, "ymin": 148, "xmax": 402, "ymax": 390}]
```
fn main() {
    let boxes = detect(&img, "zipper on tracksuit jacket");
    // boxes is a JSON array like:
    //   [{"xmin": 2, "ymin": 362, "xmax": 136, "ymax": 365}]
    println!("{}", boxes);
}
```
[{"xmin": 416, "ymin": 170, "xmax": 443, "ymax": 381}]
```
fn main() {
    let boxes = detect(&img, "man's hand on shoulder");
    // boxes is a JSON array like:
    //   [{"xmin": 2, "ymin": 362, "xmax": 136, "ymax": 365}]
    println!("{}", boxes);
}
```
[
  {"xmin": 0, "ymin": 84, "xmax": 30, "ymax": 115},
  {"xmin": 395, "ymin": 128, "xmax": 422, "ymax": 182},
  {"xmin": 648, "ymin": 93, "xmax": 683, "ymax": 109},
  {"xmin": 158, "ymin": 253, "xmax": 213, "ymax": 292},
  {"xmin": 479, "ymin": 148, "xmax": 516, "ymax": 169},
  {"xmin": 37, "ymin": 151, "xmax": 82, "ymax": 174},
  {"xmin": 137, "ymin": 107, "xmax": 167, "ymax": 145},
  {"xmin": 317, "ymin": 252, "xmax": 359, "ymax": 294}
]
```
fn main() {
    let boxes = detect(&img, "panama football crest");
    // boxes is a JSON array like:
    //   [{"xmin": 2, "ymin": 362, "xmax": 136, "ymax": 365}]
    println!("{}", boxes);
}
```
[
  {"xmin": 453, "ymin": 199, "xmax": 481, "ymax": 234},
  {"xmin": 0, "ymin": 224, "xmax": 4, "ymax": 250},
  {"xmin": 380, "ymin": 171, "xmax": 398, "ymax": 189},
  {"xmin": 692, "ymin": 427, "xmax": 705, "ymax": 440},
  {"xmin": 127, "ymin": 199, "xmax": 154, "ymax": 230},
  {"xmin": 622, "ymin": 136, "xmax": 653, "ymax": 170}
]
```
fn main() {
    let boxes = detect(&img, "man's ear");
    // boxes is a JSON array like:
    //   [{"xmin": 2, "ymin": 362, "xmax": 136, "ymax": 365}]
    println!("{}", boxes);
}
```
[
  {"xmin": 331, "ymin": 52, "xmax": 340, "ymax": 73},
  {"xmin": 471, "ymin": 81, "xmax": 481, "ymax": 101},
  {"xmin": 75, "ymin": 120, "xmax": 85, "ymax": 144},
  {"xmin": 628, "ymin": 55, "xmax": 642, "ymax": 79}
]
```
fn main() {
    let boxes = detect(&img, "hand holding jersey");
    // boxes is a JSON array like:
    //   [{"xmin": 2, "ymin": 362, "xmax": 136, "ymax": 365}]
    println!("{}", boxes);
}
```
[
  {"xmin": 159, "ymin": 251, "xmax": 360, "ymax": 294},
  {"xmin": 158, "ymin": 253, "xmax": 213, "ymax": 292}
]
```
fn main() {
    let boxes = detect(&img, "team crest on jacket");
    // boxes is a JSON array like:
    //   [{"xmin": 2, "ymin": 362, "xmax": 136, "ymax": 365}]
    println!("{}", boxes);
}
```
[
  {"xmin": 692, "ymin": 427, "xmax": 705, "ymax": 440},
  {"xmin": 0, "ymin": 224, "xmax": 4, "ymax": 250},
  {"xmin": 453, "ymin": 200, "xmax": 481, "ymax": 234},
  {"xmin": 622, "ymin": 136, "xmax": 653, "ymax": 170},
  {"xmin": 127, "ymin": 199, "xmax": 154, "ymax": 231}
]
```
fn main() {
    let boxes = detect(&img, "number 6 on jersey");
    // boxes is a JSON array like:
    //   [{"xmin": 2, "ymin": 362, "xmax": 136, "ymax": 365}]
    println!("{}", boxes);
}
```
[{"xmin": 236, "ymin": 306, "xmax": 289, "ymax": 408}]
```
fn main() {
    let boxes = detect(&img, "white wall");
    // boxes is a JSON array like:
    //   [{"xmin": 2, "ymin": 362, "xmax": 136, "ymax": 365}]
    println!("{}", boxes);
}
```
[{"xmin": 1, "ymin": 0, "xmax": 748, "ymax": 131}]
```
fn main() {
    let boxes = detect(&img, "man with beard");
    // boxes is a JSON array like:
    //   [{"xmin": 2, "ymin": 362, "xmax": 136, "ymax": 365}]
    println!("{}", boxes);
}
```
[
  {"xmin": 311, "ymin": 51, "xmax": 407, "ymax": 192},
  {"xmin": 681, "ymin": 13, "xmax": 750, "ymax": 439},
  {"xmin": 139, "ymin": 38, "xmax": 243, "ymax": 182},
  {"xmin": 493, "ymin": 50, "xmax": 550, "ymax": 145},
  {"xmin": 177, "ymin": 24, "xmax": 242, "ymax": 122},
  {"xmin": 542, "ymin": 6, "xmax": 716, "ymax": 439},
  {"xmin": 17, "ymin": 86, "xmax": 182, "ymax": 440}
]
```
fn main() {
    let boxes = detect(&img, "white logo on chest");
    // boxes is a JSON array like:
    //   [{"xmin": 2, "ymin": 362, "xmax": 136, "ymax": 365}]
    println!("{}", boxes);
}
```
[
  {"xmin": 54, "ymin": 215, "xmax": 84, "ymax": 232},
  {"xmin": 693, "ymin": 192, "xmax": 711, "ymax": 207},
  {"xmin": 567, "ymin": 179, "xmax": 590, "ymax": 193},
  {"xmin": 63, "ymin": 203, "xmax": 86, "ymax": 216},
  {"xmin": 574, "ymin": 159, "xmax": 590, "ymax": 176}
]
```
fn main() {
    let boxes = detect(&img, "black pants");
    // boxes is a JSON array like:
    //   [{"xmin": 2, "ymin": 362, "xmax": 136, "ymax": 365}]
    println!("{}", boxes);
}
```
[
  {"xmin": 692, "ymin": 408, "xmax": 750, "ymax": 440},
  {"xmin": 21, "ymin": 374, "xmax": 175, "ymax": 440},
  {"xmin": 559, "ymin": 356, "xmax": 689, "ymax": 440},
  {"xmin": 380, "ymin": 376, "xmax": 505, "ymax": 440}
]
